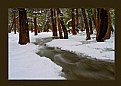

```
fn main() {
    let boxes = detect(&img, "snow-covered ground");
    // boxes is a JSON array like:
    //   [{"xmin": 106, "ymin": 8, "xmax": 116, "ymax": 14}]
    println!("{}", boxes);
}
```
[
  {"xmin": 8, "ymin": 32, "xmax": 65, "ymax": 80},
  {"xmin": 46, "ymin": 31, "xmax": 115, "ymax": 62},
  {"xmin": 8, "ymin": 31, "xmax": 115, "ymax": 80}
]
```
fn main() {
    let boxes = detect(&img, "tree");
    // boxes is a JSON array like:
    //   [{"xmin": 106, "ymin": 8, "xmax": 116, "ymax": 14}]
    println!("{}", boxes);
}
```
[
  {"xmin": 96, "ymin": 8, "xmax": 101, "ymax": 41},
  {"xmin": 72, "ymin": 8, "xmax": 77, "ymax": 35},
  {"xmin": 103, "ymin": 8, "xmax": 111, "ymax": 40},
  {"xmin": 96, "ymin": 8, "xmax": 108, "ymax": 42},
  {"xmin": 76, "ymin": 8, "xmax": 79, "ymax": 29},
  {"xmin": 87, "ymin": 9, "xmax": 93, "ymax": 34},
  {"xmin": 13, "ymin": 9, "xmax": 16, "ymax": 34},
  {"xmin": 56, "ymin": 8, "xmax": 68, "ymax": 39},
  {"xmin": 80, "ymin": 10, "xmax": 85, "ymax": 31},
  {"xmin": 57, "ymin": 9, "xmax": 63, "ymax": 39},
  {"xmin": 18, "ymin": 8, "xmax": 30, "ymax": 45},
  {"xmin": 50, "ymin": 8, "xmax": 58, "ymax": 37},
  {"xmin": 81, "ymin": 8, "xmax": 91, "ymax": 40},
  {"xmin": 92, "ymin": 8, "xmax": 97, "ymax": 29}
]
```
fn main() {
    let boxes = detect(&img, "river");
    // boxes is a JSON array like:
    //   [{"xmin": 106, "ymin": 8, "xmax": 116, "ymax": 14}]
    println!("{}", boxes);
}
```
[{"xmin": 33, "ymin": 37, "xmax": 115, "ymax": 80}]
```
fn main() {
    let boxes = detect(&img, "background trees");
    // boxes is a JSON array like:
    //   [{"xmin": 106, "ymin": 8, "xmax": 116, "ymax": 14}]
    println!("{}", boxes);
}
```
[{"xmin": 8, "ymin": 8, "xmax": 115, "ymax": 44}]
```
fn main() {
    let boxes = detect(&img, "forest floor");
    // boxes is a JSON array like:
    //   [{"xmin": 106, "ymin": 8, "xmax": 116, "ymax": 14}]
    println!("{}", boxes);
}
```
[{"xmin": 8, "ymin": 31, "xmax": 115, "ymax": 80}]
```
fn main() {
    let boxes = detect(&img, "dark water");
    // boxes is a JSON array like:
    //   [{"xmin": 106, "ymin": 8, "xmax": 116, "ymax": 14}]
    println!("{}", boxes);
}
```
[{"xmin": 35, "ymin": 37, "xmax": 115, "ymax": 80}]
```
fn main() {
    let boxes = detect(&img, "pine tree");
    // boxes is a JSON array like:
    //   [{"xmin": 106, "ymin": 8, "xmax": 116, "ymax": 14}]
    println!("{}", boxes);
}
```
[
  {"xmin": 81, "ymin": 8, "xmax": 91, "ymax": 40},
  {"xmin": 72, "ymin": 8, "xmax": 77, "ymax": 35},
  {"xmin": 56, "ymin": 8, "xmax": 68, "ymax": 39},
  {"xmin": 57, "ymin": 9, "xmax": 63, "ymax": 39},
  {"xmin": 33, "ymin": 16, "xmax": 38, "ymax": 35},
  {"xmin": 96, "ymin": 8, "xmax": 108, "ymax": 42},
  {"xmin": 13, "ymin": 9, "xmax": 16, "ymax": 34},
  {"xmin": 103, "ymin": 8, "xmax": 111, "ymax": 40},
  {"xmin": 50, "ymin": 8, "xmax": 58, "ymax": 37},
  {"xmin": 18, "ymin": 8, "xmax": 30, "ymax": 45}
]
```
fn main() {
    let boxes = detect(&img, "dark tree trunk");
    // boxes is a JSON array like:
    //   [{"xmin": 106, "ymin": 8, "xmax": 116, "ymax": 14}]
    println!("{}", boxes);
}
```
[
  {"xmin": 31, "ymin": 21, "xmax": 33, "ymax": 32},
  {"xmin": 57, "ymin": 11, "xmax": 63, "ymax": 39},
  {"xmin": 30, "ymin": 15, "xmax": 33, "ymax": 32},
  {"xmin": 89, "ymin": 17, "xmax": 93, "ymax": 34},
  {"xmin": 43, "ymin": 20, "xmax": 49, "ymax": 32},
  {"xmin": 56, "ymin": 8, "xmax": 68, "ymax": 39},
  {"xmin": 103, "ymin": 8, "xmax": 111, "ymax": 40},
  {"xmin": 81, "ymin": 8, "xmax": 91, "ymax": 40},
  {"xmin": 96, "ymin": 8, "xmax": 108, "ymax": 42},
  {"xmin": 18, "ymin": 8, "xmax": 30, "ymax": 45},
  {"xmin": 8, "ymin": 22, "xmax": 13, "ymax": 33},
  {"xmin": 96, "ymin": 8, "xmax": 101, "ymax": 41},
  {"xmin": 72, "ymin": 8, "xmax": 77, "ymax": 35},
  {"xmin": 80, "ymin": 12, "xmax": 85, "ymax": 31},
  {"xmin": 76, "ymin": 8, "xmax": 79, "ymax": 28},
  {"xmin": 87, "ymin": 9, "xmax": 93, "ymax": 34},
  {"xmin": 13, "ymin": 12, "xmax": 16, "ymax": 34},
  {"xmin": 34, "ymin": 17, "xmax": 38, "ymax": 35},
  {"xmin": 92, "ymin": 8, "xmax": 96, "ymax": 29},
  {"xmin": 50, "ymin": 8, "xmax": 58, "ymax": 37},
  {"xmin": 17, "ymin": 17, "xmax": 19, "ymax": 32},
  {"xmin": 53, "ymin": 8, "xmax": 58, "ymax": 36}
]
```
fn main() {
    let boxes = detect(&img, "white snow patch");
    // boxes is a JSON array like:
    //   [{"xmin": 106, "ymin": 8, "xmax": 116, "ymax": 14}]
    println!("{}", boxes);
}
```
[{"xmin": 8, "ymin": 32, "xmax": 65, "ymax": 80}]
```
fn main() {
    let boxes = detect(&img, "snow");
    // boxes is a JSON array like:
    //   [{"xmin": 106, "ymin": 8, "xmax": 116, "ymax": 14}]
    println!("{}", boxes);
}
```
[
  {"xmin": 8, "ymin": 31, "xmax": 115, "ymax": 80},
  {"xmin": 8, "ymin": 32, "xmax": 65, "ymax": 80},
  {"xmin": 46, "ymin": 32, "xmax": 115, "ymax": 61}
]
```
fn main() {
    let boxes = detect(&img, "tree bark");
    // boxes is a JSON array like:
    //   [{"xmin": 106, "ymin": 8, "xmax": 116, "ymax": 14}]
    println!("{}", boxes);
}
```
[
  {"xmin": 96, "ymin": 8, "xmax": 108, "ymax": 42},
  {"xmin": 103, "ymin": 8, "xmax": 111, "ymax": 40},
  {"xmin": 72, "ymin": 8, "xmax": 77, "ymax": 35},
  {"xmin": 80, "ymin": 12, "xmax": 84, "ymax": 31},
  {"xmin": 87, "ymin": 9, "xmax": 93, "ymax": 34},
  {"xmin": 92, "ymin": 8, "xmax": 96, "ymax": 29},
  {"xmin": 57, "ymin": 10, "xmax": 63, "ymax": 39},
  {"xmin": 13, "ymin": 11, "xmax": 16, "ymax": 34},
  {"xmin": 89, "ymin": 17, "xmax": 93, "ymax": 34},
  {"xmin": 50, "ymin": 8, "xmax": 58, "ymax": 37},
  {"xmin": 96, "ymin": 8, "xmax": 101, "ymax": 41},
  {"xmin": 81, "ymin": 8, "xmax": 91, "ymax": 40},
  {"xmin": 18, "ymin": 8, "xmax": 30, "ymax": 45},
  {"xmin": 76, "ymin": 8, "xmax": 79, "ymax": 28},
  {"xmin": 56, "ymin": 8, "xmax": 68, "ymax": 39},
  {"xmin": 34, "ymin": 16, "xmax": 38, "ymax": 35}
]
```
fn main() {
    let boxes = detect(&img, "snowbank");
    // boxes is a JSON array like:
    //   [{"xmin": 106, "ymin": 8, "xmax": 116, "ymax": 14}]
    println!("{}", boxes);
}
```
[
  {"xmin": 8, "ymin": 32, "xmax": 65, "ymax": 80},
  {"xmin": 46, "ymin": 33, "xmax": 115, "ymax": 61}
]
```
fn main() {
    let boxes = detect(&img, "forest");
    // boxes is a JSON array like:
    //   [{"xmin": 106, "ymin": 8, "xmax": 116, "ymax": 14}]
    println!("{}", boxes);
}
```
[
  {"xmin": 8, "ymin": 8, "xmax": 115, "ymax": 44},
  {"xmin": 8, "ymin": 8, "xmax": 115, "ymax": 80}
]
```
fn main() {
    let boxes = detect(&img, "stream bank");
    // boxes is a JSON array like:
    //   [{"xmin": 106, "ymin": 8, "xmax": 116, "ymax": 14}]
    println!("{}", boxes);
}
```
[{"xmin": 34, "ymin": 37, "xmax": 115, "ymax": 80}]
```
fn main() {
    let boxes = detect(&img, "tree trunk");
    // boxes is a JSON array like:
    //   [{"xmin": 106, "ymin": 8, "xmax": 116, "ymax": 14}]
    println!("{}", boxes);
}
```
[
  {"xmin": 17, "ymin": 17, "xmax": 19, "ymax": 32},
  {"xmin": 76, "ymin": 8, "xmax": 79, "ymax": 28},
  {"xmin": 87, "ymin": 9, "xmax": 93, "ymax": 34},
  {"xmin": 81, "ymin": 8, "xmax": 91, "ymax": 40},
  {"xmin": 30, "ymin": 14, "xmax": 33, "ymax": 32},
  {"xmin": 92, "ymin": 8, "xmax": 96, "ymax": 29},
  {"xmin": 13, "ymin": 12, "xmax": 16, "ymax": 34},
  {"xmin": 50, "ymin": 8, "xmax": 58, "ymax": 37},
  {"xmin": 80, "ymin": 12, "xmax": 84, "ymax": 31},
  {"xmin": 57, "ymin": 10, "xmax": 63, "ymax": 39},
  {"xmin": 96, "ymin": 8, "xmax": 101, "ymax": 41},
  {"xmin": 34, "ymin": 16, "xmax": 38, "ymax": 35},
  {"xmin": 72, "ymin": 8, "xmax": 77, "ymax": 35},
  {"xmin": 56, "ymin": 8, "xmax": 68, "ymax": 39},
  {"xmin": 31, "ymin": 21, "xmax": 33, "ymax": 32},
  {"xmin": 53, "ymin": 8, "xmax": 58, "ymax": 36},
  {"xmin": 18, "ymin": 8, "xmax": 30, "ymax": 45},
  {"xmin": 89, "ymin": 17, "xmax": 93, "ymax": 34},
  {"xmin": 96, "ymin": 8, "xmax": 108, "ymax": 42},
  {"xmin": 103, "ymin": 8, "xmax": 111, "ymax": 40},
  {"xmin": 8, "ymin": 21, "xmax": 13, "ymax": 33}
]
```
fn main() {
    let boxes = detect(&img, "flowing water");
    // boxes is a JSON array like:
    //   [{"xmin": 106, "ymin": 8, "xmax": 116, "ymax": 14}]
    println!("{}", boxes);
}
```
[{"xmin": 34, "ymin": 37, "xmax": 115, "ymax": 80}]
